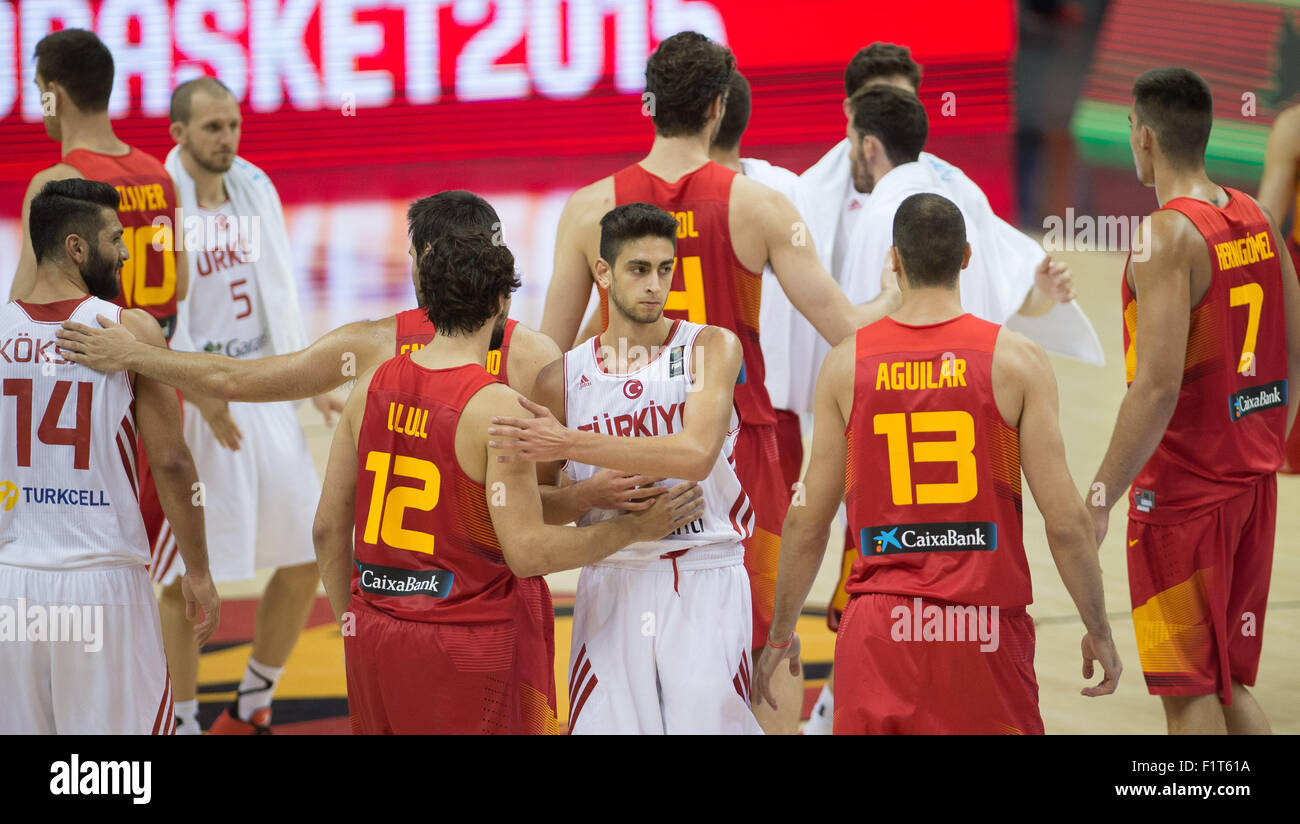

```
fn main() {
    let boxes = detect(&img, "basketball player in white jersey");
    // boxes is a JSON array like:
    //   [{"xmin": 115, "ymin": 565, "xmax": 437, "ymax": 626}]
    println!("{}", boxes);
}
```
[
  {"xmin": 490, "ymin": 203, "xmax": 762, "ymax": 734},
  {"xmin": 154, "ymin": 77, "xmax": 336, "ymax": 734},
  {"xmin": 0, "ymin": 179, "xmax": 219, "ymax": 734}
]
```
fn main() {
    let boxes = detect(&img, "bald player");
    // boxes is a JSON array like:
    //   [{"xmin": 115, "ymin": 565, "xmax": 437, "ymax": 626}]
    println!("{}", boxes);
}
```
[
  {"xmin": 1088, "ymin": 69, "xmax": 1300, "ymax": 734},
  {"xmin": 1257, "ymin": 103, "xmax": 1300, "ymax": 471},
  {"xmin": 755, "ymin": 193, "xmax": 1119, "ymax": 734},
  {"xmin": 539, "ymin": 30, "xmax": 899, "ymax": 734}
]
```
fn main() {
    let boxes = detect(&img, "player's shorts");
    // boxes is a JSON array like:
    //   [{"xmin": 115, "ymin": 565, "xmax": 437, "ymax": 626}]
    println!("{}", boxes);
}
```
[
  {"xmin": 156, "ymin": 400, "xmax": 320, "ymax": 585},
  {"xmin": 343, "ymin": 582, "xmax": 558, "ymax": 735},
  {"xmin": 567, "ymin": 545, "xmax": 761, "ymax": 734},
  {"xmin": 733, "ymin": 422, "xmax": 791, "ymax": 650},
  {"xmin": 834, "ymin": 592, "xmax": 1043, "ymax": 735},
  {"xmin": 0, "ymin": 563, "xmax": 174, "ymax": 734},
  {"xmin": 1284, "ymin": 236, "xmax": 1300, "ymax": 473},
  {"xmin": 1126, "ymin": 473, "xmax": 1275, "ymax": 705},
  {"xmin": 772, "ymin": 408, "xmax": 803, "ymax": 492}
]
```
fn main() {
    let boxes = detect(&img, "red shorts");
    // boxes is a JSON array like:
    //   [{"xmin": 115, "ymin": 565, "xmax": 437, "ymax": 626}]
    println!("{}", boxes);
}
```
[
  {"xmin": 827, "ymin": 524, "xmax": 855, "ymax": 632},
  {"xmin": 772, "ymin": 409, "xmax": 803, "ymax": 492},
  {"xmin": 1284, "ymin": 236, "xmax": 1300, "ymax": 472},
  {"xmin": 733, "ymin": 422, "xmax": 792, "ymax": 650},
  {"xmin": 343, "ymin": 584, "xmax": 558, "ymax": 735},
  {"xmin": 834, "ymin": 593, "xmax": 1043, "ymax": 734},
  {"xmin": 1126, "ymin": 474, "xmax": 1275, "ymax": 705}
]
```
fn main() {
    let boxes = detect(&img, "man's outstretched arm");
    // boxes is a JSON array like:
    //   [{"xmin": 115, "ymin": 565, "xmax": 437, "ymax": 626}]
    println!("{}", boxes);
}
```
[{"xmin": 59, "ymin": 314, "xmax": 392, "ymax": 402}]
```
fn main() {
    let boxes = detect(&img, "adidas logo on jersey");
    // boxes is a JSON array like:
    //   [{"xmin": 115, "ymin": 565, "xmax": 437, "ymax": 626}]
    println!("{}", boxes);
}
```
[{"xmin": 579, "ymin": 375, "xmax": 592, "ymax": 390}]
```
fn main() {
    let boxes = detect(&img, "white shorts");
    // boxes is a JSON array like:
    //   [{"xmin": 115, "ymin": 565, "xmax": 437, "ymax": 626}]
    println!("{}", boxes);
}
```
[
  {"xmin": 0, "ymin": 564, "xmax": 174, "ymax": 734},
  {"xmin": 567, "ymin": 545, "xmax": 762, "ymax": 735},
  {"xmin": 158, "ymin": 400, "xmax": 320, "ymax": 585}
]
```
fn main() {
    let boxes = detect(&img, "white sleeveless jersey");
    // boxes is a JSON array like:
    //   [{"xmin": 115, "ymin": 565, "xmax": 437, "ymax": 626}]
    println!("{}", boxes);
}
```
[
  {"xmin": 0, "ymin": 297, "xmax": 149, "ymax": 569},
  {"xmin": 187, "ymin": 201, "xmax": 271, "ymax": 360},
  {"xmin": 562, "ymin": 319, "xmax": 752, "ymax": 564}
]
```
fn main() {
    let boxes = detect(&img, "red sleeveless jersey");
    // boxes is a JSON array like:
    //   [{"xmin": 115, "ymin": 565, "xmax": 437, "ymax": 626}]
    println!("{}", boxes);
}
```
[
  {"xmin": 394, "ymin": 308, "xmax": 516, "ymax": 386},
  {"xmin": 844, "ymin": 315, "xmax": 1030, "ymax": 607},
  {"xmin": 1122, "ymin": 188, "xmax": 1288, "ymax": 524},
  {"xmin": 352, "ymin": 356, "xmax": 519, "ymax": 622},
  {"xmin": 610, "ymin": 162, "xmax": 774, "ymax": 426},
  {"xmin": 62, "ymin": 148, "xmax": 180, "ymax": 340}
]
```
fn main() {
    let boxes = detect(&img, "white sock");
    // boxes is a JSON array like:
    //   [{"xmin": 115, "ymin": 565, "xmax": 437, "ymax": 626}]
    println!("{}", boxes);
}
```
[
  {"xmin": 173, "ymin": 699, "xmax": 200, "ymax": 735},
  {"xmin": 236, "ymin": 659, "xmax": 284, "ymax": 721},
  {"xmin": 803, "ymin": 685, "xmax": 834, "ymax": 735}
]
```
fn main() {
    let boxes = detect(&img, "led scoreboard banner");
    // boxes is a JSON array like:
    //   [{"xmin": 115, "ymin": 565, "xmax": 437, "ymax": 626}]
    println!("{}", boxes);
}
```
[{"xmin": 0, "ymin": 0, "xmax": 1019, "ymax": 209}]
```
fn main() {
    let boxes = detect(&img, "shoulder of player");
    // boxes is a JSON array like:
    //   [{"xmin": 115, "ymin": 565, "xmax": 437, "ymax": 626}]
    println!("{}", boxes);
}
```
[
  {"xmin": 693, "ymin": 324, "xmax": 741, "ymax": 357},
  {"xmin": 24, "ymin": 163, "xmax": 83, "ymax": 199},
  {"xmin": 510, "ymin": 322, "xmax": 562, "ymax": 363},
  {"xmin": 119, "ymin": 308, "xmax": 166, "ymax": 347},
  {"xmin": 992, "ymin": 326, "xmax": 1049, "ymax": 383},
  {"xmin": 563, "ymin": 177, "xmax": 615, "ymax": 220},
  {"xmin": 463, "ymin": 379, "xmax": 523, "ymax": 426},
  {"xmin": 1272, "ymin": 105, "xmax": 1300, "ymax": 141},
  {"xmin": 732, "ymin": 172, "xmax": 793, "ymax": 217},
  {"xmin": 1138, "ymin": 208, "xmax": 1200, "ymax": 265}
]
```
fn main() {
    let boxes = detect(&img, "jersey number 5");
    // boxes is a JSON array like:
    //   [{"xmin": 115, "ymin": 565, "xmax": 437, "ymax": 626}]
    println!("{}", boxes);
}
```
[
  {"xmin": 361, "ymin": 450, "xmax": 441, "ymax": 554},
  {"xmin": 873, "ymin": 410, "xmax": 978, "ymax": 506}
]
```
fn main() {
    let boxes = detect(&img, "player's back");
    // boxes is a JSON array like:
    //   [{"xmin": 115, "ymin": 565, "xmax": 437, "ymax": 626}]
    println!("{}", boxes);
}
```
[
  {"xmin": 844, "ymin": 313, "xmax": 1029, "ymax": 607},
  {"xmin": 351, "ymin": 354, "xmax": 522, "ymax": 622},
  {"xmin": 62, "ymin": 148, "xmax": 181, "ymax": 340},
  {"xmin": 611, "ymin": 161, "xmax": 774, "ymax": 426},
  {"xmin": 393, "ymin": 307, "xmax": 516, "ymax": 384},
  {"xmin": 562, "ymin": 319, "xmax": 752, "ymax": 563},
  {"xmin": 1123, "ymin": 188, "xmax": 1289, "ymax": 522},
  {"xmin": 0, "ymin": 297, "xmax": 149, "ymax": 569}
]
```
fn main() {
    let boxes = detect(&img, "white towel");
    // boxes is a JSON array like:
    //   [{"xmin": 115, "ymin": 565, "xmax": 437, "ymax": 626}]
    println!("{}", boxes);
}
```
[{"xmin": 164, "ymin": 146, "xmax": 308, "ymax": 359}]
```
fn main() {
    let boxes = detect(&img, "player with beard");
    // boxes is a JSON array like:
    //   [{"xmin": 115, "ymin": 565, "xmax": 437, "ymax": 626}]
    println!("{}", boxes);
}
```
[
  {"xmin": 0, "ymin": 179, "xmax": 219, "ymax": 733},
  {"xmin": 312, "ymin": 226, "xmax": 703, "ymax": 734}
]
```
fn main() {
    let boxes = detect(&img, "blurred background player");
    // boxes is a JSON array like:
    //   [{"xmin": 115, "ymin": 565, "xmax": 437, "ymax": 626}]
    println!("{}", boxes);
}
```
[
  {"xmin": 755, "ymin": 193, "xmax": 1120, "ymax": 733},
  {"xmin": 540, "ymin": 30, "xmax": 900, "ymax": 734},
  {"xmin": 9, "ymin": 29, "xmax": 196, "ymax": 666},
  {"xmin": 1088, "ymin": 69, "xmax": 1300, "ymax": 734},
  {"xmin": 1257, "ymin": 103, "xmax": 1300, "ymax": 472},
  {"xmin": 312, "ymin": 227, "xmax": 702, "ymax": 733},
  {"xmin": 492, "ymin": 203, "xmax": 760, "ymax": 734},
  {"xmin": 58, "ymin": 192, "xmax": 561, "ymax": 423},
  {"xmin": 0, "ymin": 179, "xmax": 218, "ymax": 733},
  {"xmin": 152, "ymin": 76, "xmax": 340, "ymax": 734}
]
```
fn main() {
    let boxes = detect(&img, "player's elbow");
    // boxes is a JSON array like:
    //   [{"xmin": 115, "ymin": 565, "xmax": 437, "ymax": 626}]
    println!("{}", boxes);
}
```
[
  {"xmin": 147, "ymin": 440, "xmax": 198, "ymax": 481},
  {"xmin": 782, "ymin": 505, "xmax": 830, "ymax": 556},
  {"xmin": 677, "ymin": 444, "xmax": 717, "ymax": 482},
  {"xmin": 311, "ymin": 511, "xmax": 346, "ymax": 561},
  {"xmin": 1044, "ymin": 505, "xmax": 1095, "ymax": 555},
  {"xmin": 500, "ymin": 540, "xmax": 547, "ymax": 579},
  {"xmin": 204, "ymin": 368, "xmax": 242, "ymax": 401}
]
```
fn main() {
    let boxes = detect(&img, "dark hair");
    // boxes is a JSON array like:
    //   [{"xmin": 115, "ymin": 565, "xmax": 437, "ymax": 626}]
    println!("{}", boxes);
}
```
[
  {"xmin": 849, "ymin": 85, "xmax": 928, "ymax": 166},
  {"xmin": 711, "ymin": 71, "xmax": 752, "ymax": 151},
  {"xmin": 645, "ymin": 31, "xmax": 736, "ymax": 137},
  {"xmin": 599, "ymin": 203, "xmax": 680, "ymax": 266},
  {"xmin": 34, "ymin": 29, "xmax": 114, "ymax": 113},
  {"xmin": 29, "ymin": 178, "xmax": 120, "ymax": 264},
  {"xmin": 418, "ymin": 228, "xmax": 520, "ymax": 336},
  {"xmin": 844, "ymin": 42, "xmax": 922, "ymax": 97},
  {"xmin": 170, "ymin": 76, "xmax": 235, "ymax": 124},
  {"xmin": 1132, "ymin": 68, "xmax": 1213, "ymax": 168},
  {"xmin": 892, "ymin": 193, "xmax": 966, "ymax": 288},
  {"xmin": 407, "ymin": 191, "xmax": 501, "ymax": 265}
]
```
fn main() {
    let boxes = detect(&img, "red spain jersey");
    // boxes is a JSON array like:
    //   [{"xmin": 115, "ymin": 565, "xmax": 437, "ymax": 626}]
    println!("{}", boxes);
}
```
[
  {"xmin": 394, "ymin": 308, "xmax": 516, "ymax": 385},
  {"xmin": 351, "ymin": 356, "xmax": 514, "ymax": 622},
  {"xmin": 62, "ymin": 148, "xmax": 180, "ymax": 341},
  {"xmin": 844, "ymin": 315, "xmax": 1030, "ymax": 607},
  {"xmin": 1122, "ymin": 188, "xmax": 1288, "ymax": 524},
  {"xmin": 609, "ymin": 162, "xmax": 773, "ymax": 426}
]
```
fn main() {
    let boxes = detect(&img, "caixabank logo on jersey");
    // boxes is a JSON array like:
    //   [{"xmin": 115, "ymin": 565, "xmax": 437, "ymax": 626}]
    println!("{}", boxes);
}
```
[
  {"xmin": 861, "ymin": 521, "xmax": 998, "ymax": 555},
  {"xmin": 355, "ymin": 561, "xmax": 452, "ymax": 599},
  {"xmin": 1229, "ymin": 379, "xmax": 1287, "ymax": 422}
]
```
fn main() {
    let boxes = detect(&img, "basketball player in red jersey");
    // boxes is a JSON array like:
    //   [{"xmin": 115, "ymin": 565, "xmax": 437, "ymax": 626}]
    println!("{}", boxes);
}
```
[
  {"xmin": 1088, "ymin": 70, "xmax": 1300, "ymax": 735},
  {"xmin": 312, "ymin": 228, "xmax": 702, "ymax": 734},
  {"xmin": 539, "ymin": 31, "xmax": 900, "ymax": 733},
  {"xmin": 1258, "ymin": 103, "xmax": 1300, "ymax": 472},
  {"xmin": 755, "ymin": 194, "xmax": 1120, "ymax": 733}
]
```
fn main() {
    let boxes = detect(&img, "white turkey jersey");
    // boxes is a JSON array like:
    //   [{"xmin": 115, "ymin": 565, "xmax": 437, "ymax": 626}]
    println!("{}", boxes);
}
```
[
  {"xmin": 0, "ymin": 297, "xmax": 149, "ymax": 569},
  {"xmin": 562, "ymin": 319, "xmax": 752, "ymax": 564}
]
